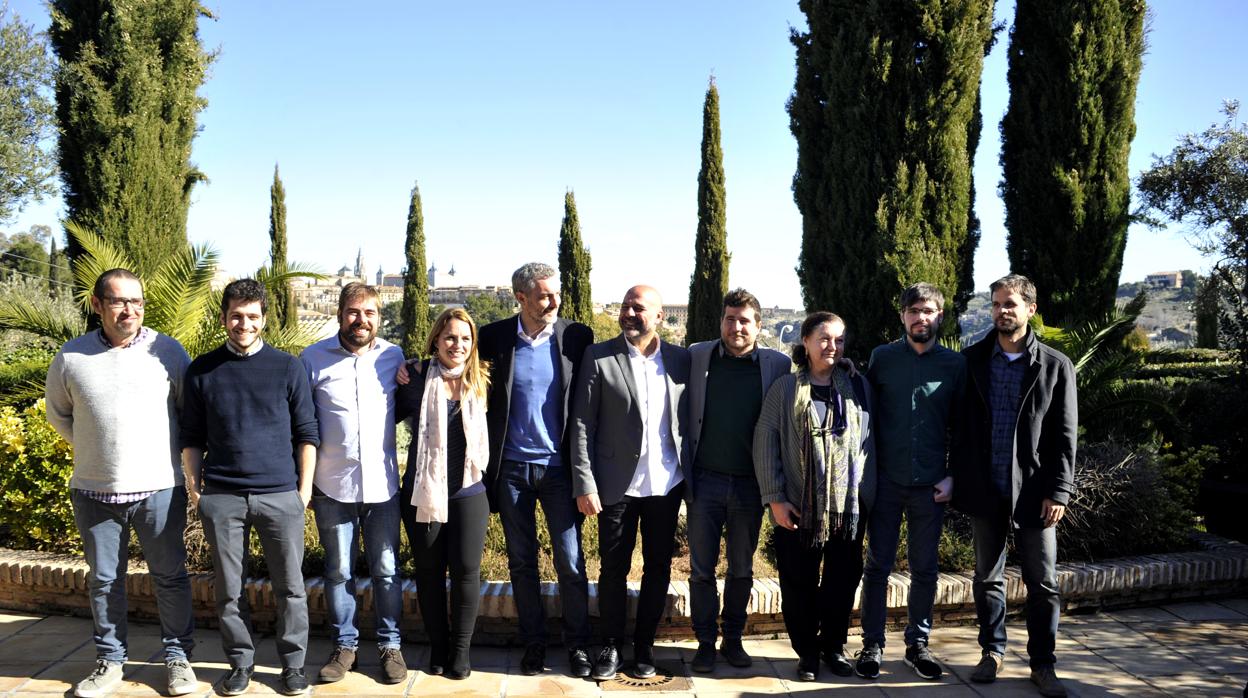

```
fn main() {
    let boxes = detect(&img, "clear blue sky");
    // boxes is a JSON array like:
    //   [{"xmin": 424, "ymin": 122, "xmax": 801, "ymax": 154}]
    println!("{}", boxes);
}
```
[{"xmin": 6, "ymin": 1, "xmax": 1245, "ymax": 308}]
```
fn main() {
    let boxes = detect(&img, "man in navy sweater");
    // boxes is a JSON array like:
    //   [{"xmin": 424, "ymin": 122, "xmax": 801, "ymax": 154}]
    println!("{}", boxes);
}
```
[{"xmin": 180, "ymin": 279, "xmax": 320, "ymax": 696}]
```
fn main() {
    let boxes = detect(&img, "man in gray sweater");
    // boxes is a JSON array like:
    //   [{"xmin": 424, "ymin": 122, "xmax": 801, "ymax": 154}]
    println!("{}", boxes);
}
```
[{"xmin": 45, "ymin": 269, "xmax": 196, "ymax": 698}]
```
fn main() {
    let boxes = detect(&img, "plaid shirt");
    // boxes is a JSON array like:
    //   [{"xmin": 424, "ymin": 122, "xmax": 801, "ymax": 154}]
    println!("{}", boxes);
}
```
[{"xmin": 988, "ymin": 343, "xmax": 1028, "ymax": 497}]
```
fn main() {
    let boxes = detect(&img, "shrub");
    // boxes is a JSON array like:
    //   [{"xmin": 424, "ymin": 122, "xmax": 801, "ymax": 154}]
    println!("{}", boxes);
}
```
[{"xmin": 0, "ymin": 400, "xmax": 77, "ymax": 552}]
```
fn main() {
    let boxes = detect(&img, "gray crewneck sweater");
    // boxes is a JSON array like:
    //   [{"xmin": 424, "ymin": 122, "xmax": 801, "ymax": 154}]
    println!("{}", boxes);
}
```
[{"xmin": 45, "ymin": 329, "xmax": 191, "ymax": 492}]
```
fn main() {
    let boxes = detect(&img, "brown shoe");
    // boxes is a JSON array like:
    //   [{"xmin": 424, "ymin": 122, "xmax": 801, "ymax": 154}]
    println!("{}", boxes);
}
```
[
  {"xmin": 379, "ymin": 647, "xmax": 407, "ymax": 685},
  {"xmin": 1030, "ymin": 665, "xmax": 1068, "ymax": 697},
  {"xmin": 317, "ymin": 646, "xmax": 357, "ymax": 683},
  {"xmin": 970, "ymin": 652, "xmax": 1003, "ymax": 683}
]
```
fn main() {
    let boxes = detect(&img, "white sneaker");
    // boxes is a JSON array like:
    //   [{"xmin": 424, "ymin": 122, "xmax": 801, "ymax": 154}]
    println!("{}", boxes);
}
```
[
  {"xmin": 75, "ymin": 660, "xmax": 124, "ymax": 698},
  {"xmin": 166, "ymin": 659, "xmax": 197, "ymax": 696}
]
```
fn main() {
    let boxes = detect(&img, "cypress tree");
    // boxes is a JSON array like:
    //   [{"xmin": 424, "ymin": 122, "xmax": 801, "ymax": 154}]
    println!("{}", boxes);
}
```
[
  {"xmin": 49, "ymin": 0, "xmax": 210, "ymax": 277},
  {"xmin": 686, "ymin": 77, "xmax": 730, "ymax": 345},
  {"xmin": 268, "ymin": 165, "xmax": 296, "ymax": 330},
  {"xmin": 1000, "ymin": 0, "xmax": 1145, "ymax": 327},
  {"xmin": 400, "ymin": 183, "xmax": 430, "ymax": 357},
  {"xmin": 788, "ymin": 0, "xmax": 994, "ymax": 357},
  {"xmin": 1193, "ymin": 275, "xmax": 1220, "ymax": 349},
  {"xmin": 557, "ymin": 190, "xmax": 593, "ymax": 325}
]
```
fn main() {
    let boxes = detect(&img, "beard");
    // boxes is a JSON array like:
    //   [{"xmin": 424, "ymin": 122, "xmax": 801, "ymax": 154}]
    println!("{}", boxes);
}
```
[
  {"xmin": 907, "ymin": 323, "xmax": 936, "ymax": 343},
  {"xmin": 995, "ymin": 316, "xmax": 1025, "ymax": 334},
  {"xmin": 340, "ymin": 324, "xmax": 376, "ymax": 349}
]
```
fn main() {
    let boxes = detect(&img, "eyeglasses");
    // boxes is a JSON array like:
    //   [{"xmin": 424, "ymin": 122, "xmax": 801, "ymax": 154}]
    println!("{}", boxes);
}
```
[{"xmin": 102, "ymin": 296, "xmax": 145, "ymax": 309}]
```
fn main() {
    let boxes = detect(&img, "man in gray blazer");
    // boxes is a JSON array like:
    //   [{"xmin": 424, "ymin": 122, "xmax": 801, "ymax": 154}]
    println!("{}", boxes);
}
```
[
  {"xmin": 570, "ymin": 285, "xmax": 690, "ymax": 682},
  {"xmin": 685, "ymin": 289, "xmax": 792, "ymax": 673}
]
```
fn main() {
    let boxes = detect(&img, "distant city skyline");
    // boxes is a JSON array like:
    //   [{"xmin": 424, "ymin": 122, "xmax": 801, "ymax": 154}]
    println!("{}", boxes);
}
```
[{"xmin": 5, "ymin": 1, "xmax": 1243, "ymax": 307}]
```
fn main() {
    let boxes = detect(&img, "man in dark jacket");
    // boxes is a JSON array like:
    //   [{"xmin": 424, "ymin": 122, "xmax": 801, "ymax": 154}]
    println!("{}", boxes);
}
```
[
  {"xmin": 477, "ymin": 263, "xmax": 595, "ymax": 678},
  {"xmin": 953, "ymin": 274, "xmax": 1077, "ymax": 698}
]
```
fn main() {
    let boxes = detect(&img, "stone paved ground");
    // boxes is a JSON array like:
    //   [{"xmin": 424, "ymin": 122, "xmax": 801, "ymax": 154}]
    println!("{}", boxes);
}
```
[{"xmin": 0, "ymin": 597, "xmax": 1245, "ymax": 697}]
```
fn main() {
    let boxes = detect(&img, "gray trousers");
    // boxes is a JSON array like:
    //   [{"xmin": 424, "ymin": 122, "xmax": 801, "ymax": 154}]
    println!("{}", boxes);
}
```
[{"xmin": 199, "ymin": 490, "xmax": 308, "ymax": 669}]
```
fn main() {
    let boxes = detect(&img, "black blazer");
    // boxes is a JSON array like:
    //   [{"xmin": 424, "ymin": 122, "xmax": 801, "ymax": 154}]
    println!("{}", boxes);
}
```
[
  {"xmin": 476, "ymin": 315, "xmax": 594, "ymax": 512},
  {"xmin": 953, "ymin": 329, "xmax": 1078, "ymax": 527}
]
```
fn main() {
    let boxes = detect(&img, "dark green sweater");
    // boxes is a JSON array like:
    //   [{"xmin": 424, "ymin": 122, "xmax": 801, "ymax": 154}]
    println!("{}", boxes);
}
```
[{"xmin": 694, "ymin": 350, "xmax": 762, "ymax": 476}]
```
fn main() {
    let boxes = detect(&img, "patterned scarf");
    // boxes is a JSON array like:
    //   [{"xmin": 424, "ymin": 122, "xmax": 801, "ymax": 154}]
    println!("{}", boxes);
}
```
[
  {"xmin": 794, "ymin": 368, "xmax": 863, "ymax": 546},
  {"xmin": 409, "ymin": 361, "xmax": 488, "ymax": 523}
]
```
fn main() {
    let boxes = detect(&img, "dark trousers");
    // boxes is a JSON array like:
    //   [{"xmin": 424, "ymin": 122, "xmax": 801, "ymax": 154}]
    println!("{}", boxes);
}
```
[
  {"xmin": 597, "ymin": 482, "xmax": 684, "ymax": 648},
  {"xmin": 772, "ymin": 524, "xmax": 865, "ymax": 661},
  {"xmin": 198, "ymin": 490, "xmax": 308, "ymax": 670},
  {"xmin": 402, "ymin": 491, "xmax": 489, "ymax": 672},
  {"xmin": 686, "ymin": 469, "xmax": 763, "ymax": 644},
  {"xmin": 496, "ymin": 460, "xmax": 591, "ymax": 647},
  {"xmin": 972, "ymin": 513, "xmax": 1060, "ymax": 668}
]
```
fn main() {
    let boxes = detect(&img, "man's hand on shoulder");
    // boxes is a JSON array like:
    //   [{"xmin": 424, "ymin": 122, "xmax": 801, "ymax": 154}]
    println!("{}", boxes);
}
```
[{"xmin": 396, "ymin": 358, "xmax": 423, "ymax": 386}]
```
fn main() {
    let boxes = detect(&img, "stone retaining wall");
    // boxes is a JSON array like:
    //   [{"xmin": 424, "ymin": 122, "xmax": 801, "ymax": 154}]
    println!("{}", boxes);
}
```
[{"xmin": 1, "ymin": 534, "xmax": 1244, "ymax": 646}]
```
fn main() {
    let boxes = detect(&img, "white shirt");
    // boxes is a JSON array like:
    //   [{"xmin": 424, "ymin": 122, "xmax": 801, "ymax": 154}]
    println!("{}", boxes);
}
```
[
  {"xmin": 624, "ymin": 340, "xmax": 683, "ymax": 497},
  {"xmin": 301, "ymin": 335, "xmax": 405, "ymax": 503},
  {"xmin": 515, "ymin": 316, "xmax": 555, "ymax": 348}
]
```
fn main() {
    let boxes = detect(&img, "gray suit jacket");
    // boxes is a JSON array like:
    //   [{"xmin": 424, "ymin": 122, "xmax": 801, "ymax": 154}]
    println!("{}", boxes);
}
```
[
  {"xmin": 569, "ymin": 334, "xmax": 691, "ymax": 507},
  {"xmin": 685, "ymin": 340, "xmax": 792, "ymax": 498}
]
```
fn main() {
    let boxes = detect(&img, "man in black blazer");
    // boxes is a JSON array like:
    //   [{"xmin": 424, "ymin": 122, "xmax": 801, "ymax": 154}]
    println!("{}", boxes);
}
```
[
  {"xmin": 476, "ymin": 263, "xmax": 595, "ymax": 678},
  {"xmin": 570, "ymin": 285, "xmax": 691, "ymax": 681}
]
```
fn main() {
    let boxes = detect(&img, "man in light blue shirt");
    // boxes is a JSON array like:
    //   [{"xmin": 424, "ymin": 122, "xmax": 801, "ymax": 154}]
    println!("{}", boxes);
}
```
[{"xmin": 301, "ymin": 283, "xmax": 407, "ymax": 685}]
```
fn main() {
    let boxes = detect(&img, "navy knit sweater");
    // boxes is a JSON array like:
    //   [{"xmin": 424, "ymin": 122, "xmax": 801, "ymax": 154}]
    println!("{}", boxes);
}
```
[{"xmin": 179, "ymin": 344, "xmax": 321, "ymax": 494}]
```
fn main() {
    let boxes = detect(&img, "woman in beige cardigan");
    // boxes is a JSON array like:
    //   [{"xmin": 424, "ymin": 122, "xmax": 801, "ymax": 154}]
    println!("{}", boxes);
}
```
[{"xmin": 753, "ymin": 311, "xmax": 876, "ymax": 682}]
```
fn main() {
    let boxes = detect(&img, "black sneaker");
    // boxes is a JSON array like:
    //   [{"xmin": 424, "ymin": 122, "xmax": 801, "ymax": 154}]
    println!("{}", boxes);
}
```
[
  {"xmin": 719, "ymin": 639, "xmax": 752, "ymax": 668},
  {"xmin": 279, "ymin": 668, "xmax": 309, "ymax": 695},
  {"xmin": 796, "ymin": 656, "xmax": 819, "ymax": 682},
  {"xmin": 855, "ymin": 643, "xmax": 882, "ymax": 679},
  {"xmin": 904, "ymin": 643, "xmax": 942, "ymax": 680},
  {"xmin": 520, "ymin": 643, "xmax": 545, "ymax": 676},
  {"xmin": 219, "ymin": 666, "xmax": 253, "ymax": 696},
  {"xmin": 822, "ymin": 647, "xmax": 854, "ymax": 677},
  {"xmin": 691, "ymin": 642, "xmax": 716, "ymax": 673}
]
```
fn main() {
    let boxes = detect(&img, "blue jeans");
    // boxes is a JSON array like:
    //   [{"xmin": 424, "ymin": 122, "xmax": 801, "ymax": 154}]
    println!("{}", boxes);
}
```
[
  {"xmin": 861, "ymin": 476, "xmax": 946, "ymax": 648},
  {"xmin": 972, "ymin": 514, "xmax": 1060, "ymax": 668},
  {"xmin": 311, "ymin": 492, "xmax": 402, "ymax": 649},
  {"xmin": 496, "ymin": 460, "xmax": 591, "ymax": 647},
  {"xmin": 71, "ymin": 487, "xmax": 194, "ymax": 662},
  {"xmin": 687, "ymin": 469, "xmax": 763, "ymax": 644}
]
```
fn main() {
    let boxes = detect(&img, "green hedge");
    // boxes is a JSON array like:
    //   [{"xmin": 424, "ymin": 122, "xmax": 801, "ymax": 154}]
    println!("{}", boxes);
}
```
[
  {"xmin": 0, "ymin": 400, "xmax": 77, "ymax": 551},
  {"xmin": 1143, "ymin": 348, "xmax": 1233, "ymax": 365}
]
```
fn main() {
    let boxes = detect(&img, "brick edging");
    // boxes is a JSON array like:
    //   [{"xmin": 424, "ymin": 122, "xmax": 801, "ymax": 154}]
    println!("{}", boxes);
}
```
[{"xmin": 1, "ymin": 534, "xmax": 1245, "ymax": 645}]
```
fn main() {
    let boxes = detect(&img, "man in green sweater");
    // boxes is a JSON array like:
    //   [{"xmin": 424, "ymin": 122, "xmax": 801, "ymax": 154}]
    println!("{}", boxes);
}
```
[
  {"xmin": 684, "ymin": 289, "xmax": 792, "ymax": 673},
  {"xmin": 45, "ymin": 269, "xmax": 197, "ymax": 698}
]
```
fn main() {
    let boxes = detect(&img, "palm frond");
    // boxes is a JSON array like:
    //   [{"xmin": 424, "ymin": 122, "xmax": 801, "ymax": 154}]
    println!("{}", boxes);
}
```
[
  {"xmin": 0, "ymin": 296, "xmax": 86, "ymax": 344},
  {"xmin": 143, "ymin": 243, "xmax": 221, "ymax": 346},
  {"xmin": 65, "ymin": 221, "xmax": 135, "ymax": 312},
  {"xmin": 0, "ymin": 380, "xmax": 48, "ymax": 408},
  {"xmin": 255, "ymin": 261, "xmax": 328, "ymax": 286}
]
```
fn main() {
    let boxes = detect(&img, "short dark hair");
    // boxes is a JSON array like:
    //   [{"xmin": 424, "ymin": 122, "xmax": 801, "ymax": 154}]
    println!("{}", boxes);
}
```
[
  {"xmin": 338, "ymin": 282, "xmax": 380, "ymax": 316},
  {"xmin": 899, "ymin": 282, "xmax": 945, "ymax": 312},
  {"xmin": 791, "ymin": 311, "xmax": 845, "ymax": 368},
  {"xmin": 220, "ymin": 278, "xmax": 268, "ymax": 317},
  {"xmin": 722, "ymin": 288, "xmax": 762, "ymax": 323},
  {"xmin": 989, "ymin": 274, "xmax": 1037, "ymax": 305},
  {"xmin": 92, "ymin": 268, "xmax": 142, "ymax": 300}
]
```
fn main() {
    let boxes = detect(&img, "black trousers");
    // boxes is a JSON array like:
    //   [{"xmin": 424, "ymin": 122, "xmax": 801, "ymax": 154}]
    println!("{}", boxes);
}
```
[
  {"xmin": 401, "ymin": 490, "xmax": 489, "ymax": 672},
  {"xmin": 597, "ymin": 482, "xmax": 684, "ymax": 648},
  {"xmin": 772, "ymin": 523, "xmax": 865, "ymax": 661}
]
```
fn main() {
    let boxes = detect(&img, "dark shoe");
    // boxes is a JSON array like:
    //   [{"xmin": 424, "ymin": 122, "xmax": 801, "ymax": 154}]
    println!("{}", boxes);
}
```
[
  {"xmin": 719, "ymin": 639, "xmax": 752, "ymax": 668},
  {"xmin": 904, "ymin": 643, "xmax": 943, "ymax": 680},
  {"xmin": 379, "ymin": 647, "xmax": 407, "ymax": 685},
  {"xmin": 970, "ymin": 652, "xmax": 1003, "ymax": 683},
  {"xmin": 446, "ymin": 650, "xmax": 471, "ymax": 680},
  {"xmin": 445, "ymin": 666, "xmax": 471, "ymax": 680},
  {"xmin": 317, "ymin": 646, "xmax": 357, "ymax": 683},
  {"xmin": 1030, "ymin": 665, "xmax": 1068, "ymax": 697},
  {"xmin": 279, "ymin": 668, "xmax": 308, "ymax": 695},
  {"xmin": 591, "ymin": 642, "xmax": 620, "ymax": 681},
  {"xmin": 822, "ymin": 647, "xmax": 854, "ymax": 677},
  {"xmin": 520, "ymin": 643, "xmax": 545, "ymax": 676},
  {"xmin": 855, "ymin": 642, "xmax": 881, "ymax": 680},
  {"xmin": 568, "ymin": 647, "xmax": 592, "ymax": 679},
  {"xmin": 796, "ymin": 657, "xmax": 819, "ymax": 682},
  {"xmin": 428, "ymin": 645, "xmax": 446, "ymax": 676},
  {"xmin": 691, "ymin": 642, "xmax": 716, "ymax": 673},
  {"xmin": 632, "ymin": 644, "xmax": 657, "ymax": 679},
  {"xmin": 219, "ymin": 666, "xmax": 253, "ymax": 696}
]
